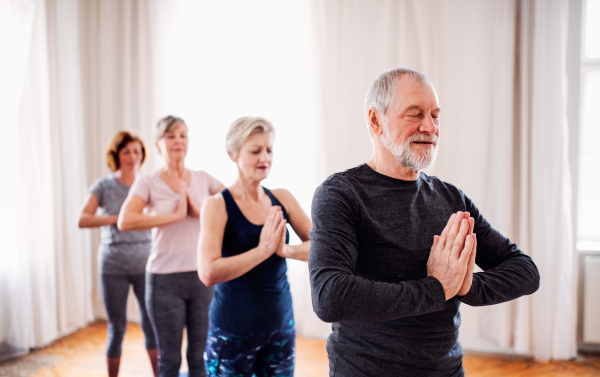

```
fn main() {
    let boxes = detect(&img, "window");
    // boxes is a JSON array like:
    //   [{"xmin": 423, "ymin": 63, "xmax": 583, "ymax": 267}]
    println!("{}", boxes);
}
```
[{"xmin": 578, "ymin": 0, "xmax": 600, "ymax": 250}]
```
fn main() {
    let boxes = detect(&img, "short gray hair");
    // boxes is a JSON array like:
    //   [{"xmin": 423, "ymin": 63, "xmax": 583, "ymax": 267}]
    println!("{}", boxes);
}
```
[
  {"xmin": 364, "ymin": 68, "xmax": 432, "ymax": 134},
  {"xmin": 225, "ymin": 116, "xmax": 275, "ymax": 157}
]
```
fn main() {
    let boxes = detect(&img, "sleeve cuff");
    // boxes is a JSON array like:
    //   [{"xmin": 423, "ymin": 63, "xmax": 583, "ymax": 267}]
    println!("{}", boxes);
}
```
[
  {"xmin": 454, "ymin": 275, "xmax": 478, "ymax": 304},
  {"xmin": 423, "ymin": 276, "xmax": 447, "ymax": 311}
]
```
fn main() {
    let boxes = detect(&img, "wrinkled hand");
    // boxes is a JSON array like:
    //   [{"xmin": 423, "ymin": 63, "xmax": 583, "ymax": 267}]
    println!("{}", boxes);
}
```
[
  {"xmin": 175, "ymin": 181, "xmax": 188, "ymax": 221},
  {"xmin": 457, "ymin": 213, "xmax": 477, "ymax": 296},
  {"xmin": 258, "ymin": 206, "xmax": 287, "ymax": 258},
  {"xmin": 426, "ymin": 211, "xmax": 476, "ymax": 300}
]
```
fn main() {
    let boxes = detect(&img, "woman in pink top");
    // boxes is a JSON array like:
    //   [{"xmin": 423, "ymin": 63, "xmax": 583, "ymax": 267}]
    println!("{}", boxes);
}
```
[{"xmin": 119, "ymin": 116, "xmax": 224, "ymax": 377}]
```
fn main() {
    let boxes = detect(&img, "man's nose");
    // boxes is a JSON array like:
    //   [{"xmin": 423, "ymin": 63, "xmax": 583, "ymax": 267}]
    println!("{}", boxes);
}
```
[{"xmin": 420, "ymin": 115, "xmax": 438, "ymax": 134}]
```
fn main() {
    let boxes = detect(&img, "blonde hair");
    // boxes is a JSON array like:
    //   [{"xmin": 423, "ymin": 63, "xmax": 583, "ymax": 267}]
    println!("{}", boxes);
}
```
[
  {"xmin": 104, "ymin": 131, "xmax": 146, "ymax": 172},
  {"xmin": 155, "ymin": 115, "xmax": 185, "ymax": 141},
  {"xmin": 225, "ymin": 117, "xmax": 275, "ymax": 157}
]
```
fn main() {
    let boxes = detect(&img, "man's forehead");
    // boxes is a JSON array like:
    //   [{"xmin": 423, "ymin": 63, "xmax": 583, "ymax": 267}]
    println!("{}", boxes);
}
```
[{"xmin": 393, "ymin": 78, "xmax": 439, "ymax": 110}]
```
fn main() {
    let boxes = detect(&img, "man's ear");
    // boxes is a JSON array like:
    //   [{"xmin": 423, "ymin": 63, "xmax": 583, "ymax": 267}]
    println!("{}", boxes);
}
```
[{"xmin": 368, "ymin": 108, "xmax": 385, "ymax": 136}]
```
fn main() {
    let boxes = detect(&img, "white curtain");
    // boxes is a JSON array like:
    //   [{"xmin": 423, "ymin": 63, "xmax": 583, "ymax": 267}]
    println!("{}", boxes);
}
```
[
  {"xmin": 47, "ymin": 0, "xmax": 95, "ymax": 335},
  {"xmin": 146, "ymin": 0, "xmax": 324, "ymax": 339},
  {"xmin": 0, "ymin": 0, "xmax": 93, "ymax": 361},
  {"xmin": 524, "ymin": 0, "xmax": 577, "ymax": 360},
  {"xmin": 310, "ymin": 0, "xmax": 577, "ymax": 360},
  {"xmin": 0, "ymin": 0, "xmax": 38, "ymax": 361},
  {"xmin": 78, "ymin": 0, "xmax": 161, "ymax": 322},
  {"xmin": 0, "ymin": 1, "xmax": 165, "ymax": 359}
]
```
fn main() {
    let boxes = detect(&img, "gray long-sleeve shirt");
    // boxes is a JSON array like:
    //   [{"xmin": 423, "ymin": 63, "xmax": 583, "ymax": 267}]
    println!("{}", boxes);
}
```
[{"xmin": 308, "ymin": 164, "xmax": 540, "ymax": 377}]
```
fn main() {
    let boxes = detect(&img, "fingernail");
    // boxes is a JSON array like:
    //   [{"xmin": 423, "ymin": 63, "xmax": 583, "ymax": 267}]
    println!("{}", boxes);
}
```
[
  {"xmin": 450, "ymin": 214, "xmax": 455, "ymax": 220},
  {"xmin": 461, "ymin": 219, "xmax": 466, "ymax": 226}
]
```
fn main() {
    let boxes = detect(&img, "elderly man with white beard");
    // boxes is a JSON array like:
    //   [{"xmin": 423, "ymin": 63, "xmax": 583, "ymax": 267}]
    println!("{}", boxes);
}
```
[{"xmin": 308, "ymin": 68, "xmax": 540, "ymax": 377}]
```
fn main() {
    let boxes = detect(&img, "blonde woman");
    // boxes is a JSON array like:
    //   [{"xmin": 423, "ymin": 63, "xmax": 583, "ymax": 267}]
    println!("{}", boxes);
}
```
[
  {"xmin": 119, "ymin": 116, "xmax": 224, "ymax": 377},
  {"xmin": 78, "ymin": 131, "xmax": 157, "ymax": 377},
  {"xmin": 198, "ymin": 117, "xmax": 312, "ymax": 377}
]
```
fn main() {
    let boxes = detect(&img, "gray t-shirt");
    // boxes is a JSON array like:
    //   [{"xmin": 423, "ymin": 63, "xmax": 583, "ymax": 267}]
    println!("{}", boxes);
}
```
[
  {"xmin": 309, "ymin": 164, "xmax": 540, "ymax": 377},
  {"xmin": 89, "ymin": 176, "xmax": 151, "ymax": 275}
]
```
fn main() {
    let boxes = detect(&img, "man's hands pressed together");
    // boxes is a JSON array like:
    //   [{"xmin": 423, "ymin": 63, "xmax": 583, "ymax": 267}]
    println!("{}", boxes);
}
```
[
  {"xmin": 426, "ymin": 211, "xmax": 477, "ymax": 300},
  {"xmin": 457, "ymin": 212, "xmax": 477, "ymax": 296}
]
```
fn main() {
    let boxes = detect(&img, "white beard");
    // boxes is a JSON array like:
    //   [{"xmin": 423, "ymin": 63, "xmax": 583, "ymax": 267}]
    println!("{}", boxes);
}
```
[{"xmin": 381, "ymin": 118, "xmax": 439, "ymax": 171}]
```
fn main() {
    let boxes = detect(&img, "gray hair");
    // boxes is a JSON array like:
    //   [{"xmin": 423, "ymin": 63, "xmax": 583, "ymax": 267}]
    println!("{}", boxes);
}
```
[
  {"xmin": 225, "ymin": 116, "xmax": 275, "ymax": 157},
  {"xmin": 364, "ymin": 68, "xmax": 433, "ymax": 135},
  {"xmin": 156, "ymin": 115, "xmax": 185, "ymax": 141}
]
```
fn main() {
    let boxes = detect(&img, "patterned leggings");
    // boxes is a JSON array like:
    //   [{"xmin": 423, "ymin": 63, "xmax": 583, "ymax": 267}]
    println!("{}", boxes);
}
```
[{"xmin": 204, "ymin": 320, "xmax": 295, "ymax": 377}]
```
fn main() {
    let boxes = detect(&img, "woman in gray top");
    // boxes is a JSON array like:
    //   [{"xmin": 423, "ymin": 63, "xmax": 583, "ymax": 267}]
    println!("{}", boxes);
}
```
[{"xmin": 79, "ymin": 131, "xmax": 157, "ymax": 377}]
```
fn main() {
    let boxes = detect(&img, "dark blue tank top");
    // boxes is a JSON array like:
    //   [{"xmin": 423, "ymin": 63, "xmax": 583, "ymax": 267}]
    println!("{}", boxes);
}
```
[{"xmin": 208, "ymin": 187, "xmax": 293, "ymax": 334}]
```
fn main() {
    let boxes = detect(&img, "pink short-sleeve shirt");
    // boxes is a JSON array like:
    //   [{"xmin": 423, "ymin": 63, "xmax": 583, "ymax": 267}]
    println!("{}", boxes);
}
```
[{"xmin": 130, "ymin": 170, "xmax": 222, "ymax": 274}]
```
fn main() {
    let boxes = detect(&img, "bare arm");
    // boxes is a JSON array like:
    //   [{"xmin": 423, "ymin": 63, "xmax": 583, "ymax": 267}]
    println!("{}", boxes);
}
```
[
  {"xmin": 78, "ymin": 193, "xmax": 118, "ymax": 228},
  {"xmin": 118, "ymin": 182, "xmax": 188, "ymax": 231},
  {"xmin": 281, "ymin": 239, "xmax": 311, "ymax": 262},
  {"xmin": 272, "ymin": 189, "xmax": 312, "ymax": 262},
  {"xmin": 197, "ymin": 196, "xmax": 287, "ymax": 286}
]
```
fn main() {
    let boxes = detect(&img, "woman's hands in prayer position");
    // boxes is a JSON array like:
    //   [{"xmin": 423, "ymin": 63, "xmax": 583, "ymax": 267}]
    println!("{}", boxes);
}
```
[{"xmin": 258, "ymin": 206, "xmax": 287, "ymax": 258}]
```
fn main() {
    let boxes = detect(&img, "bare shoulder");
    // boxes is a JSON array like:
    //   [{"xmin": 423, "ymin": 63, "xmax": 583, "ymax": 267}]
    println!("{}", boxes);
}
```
[
  {"xmin": 269, "ymin": 188, "xmax": 295, "ymax": 212},
  {"xmin": 203, "ymin": 193, "xmax": 225, "ymax": 210},
  {"xmin": 202, "ymin": 193, "xmax": 227, "ymax": 220}
]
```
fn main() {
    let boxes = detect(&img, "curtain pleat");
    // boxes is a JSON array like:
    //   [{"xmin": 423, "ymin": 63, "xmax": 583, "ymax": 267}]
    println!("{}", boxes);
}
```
[{"xmin": 0, "ymin": 0, "xmax": 94, "ymax": 361}]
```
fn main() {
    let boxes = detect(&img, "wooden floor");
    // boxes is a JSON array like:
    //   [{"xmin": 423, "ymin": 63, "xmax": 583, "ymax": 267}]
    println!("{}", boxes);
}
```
[{"xmin": 0, "ymin": 321, "xmax": 599, "ymax": 376}]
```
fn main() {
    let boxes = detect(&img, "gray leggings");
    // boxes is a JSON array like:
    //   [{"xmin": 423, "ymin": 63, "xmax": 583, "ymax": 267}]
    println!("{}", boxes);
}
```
[
  {"xmin": 100, "ymin": 274, "xmax": 157, "ymax": 358},
  {"xmin": 146, "ymin": 271, "xmax": 214, "ymax": 377}
]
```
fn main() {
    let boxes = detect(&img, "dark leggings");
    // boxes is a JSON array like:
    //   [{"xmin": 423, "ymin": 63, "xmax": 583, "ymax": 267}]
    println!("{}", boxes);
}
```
[
  {"xmin": 100, "ymin": 273, "xmax": 157, "ymax": 358},
  {"xmin": 146, "ymin": 271, "xmax": 214, "ymax": 377}
]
